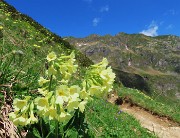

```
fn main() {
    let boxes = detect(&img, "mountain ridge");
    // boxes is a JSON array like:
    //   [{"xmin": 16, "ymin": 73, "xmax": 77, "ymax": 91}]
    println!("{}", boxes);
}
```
[
  {"xmin": 66, "ymin": 32, "xmax": 180, "ymax": 100},
  {"xmin": 66, "ymin": 32, "xmax": 180, "ymax": 38}
]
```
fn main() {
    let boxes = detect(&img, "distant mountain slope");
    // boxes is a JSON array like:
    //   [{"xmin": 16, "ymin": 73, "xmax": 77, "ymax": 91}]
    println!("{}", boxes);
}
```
[{"xmin": 66, "ymin": 33, "xmax": 180, "ymax": 100}]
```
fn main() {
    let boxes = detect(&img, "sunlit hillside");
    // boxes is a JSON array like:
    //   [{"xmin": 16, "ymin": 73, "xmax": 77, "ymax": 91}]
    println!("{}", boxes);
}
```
[{"xmin": 0, "ymin": 1, "xmax": 179, "ymax": 138}]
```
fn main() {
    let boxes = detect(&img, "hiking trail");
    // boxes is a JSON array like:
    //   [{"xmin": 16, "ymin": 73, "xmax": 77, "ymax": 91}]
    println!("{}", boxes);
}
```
[{"xmin": 108, "ymin": 94, "xmax": 180, "ymax": 138}]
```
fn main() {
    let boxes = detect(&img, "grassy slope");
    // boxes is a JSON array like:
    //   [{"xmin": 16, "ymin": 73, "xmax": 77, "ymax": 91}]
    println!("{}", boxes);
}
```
[
  {"xmin": 0, "ymin": 0, "xmax": 92, "ymax": 100},
  {"xmin": 114, "ymin": 84, "xmax": 180, "ymax": 123},
  {"xmin": 0, "ymin": 1, "xmax": 159, "ymax": 137}
]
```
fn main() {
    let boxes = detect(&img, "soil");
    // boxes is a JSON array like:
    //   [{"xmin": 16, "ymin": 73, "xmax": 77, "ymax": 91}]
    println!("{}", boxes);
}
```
[{"xmin": 108, "ymin": 94, "xmax": 180, "ymax": 138}]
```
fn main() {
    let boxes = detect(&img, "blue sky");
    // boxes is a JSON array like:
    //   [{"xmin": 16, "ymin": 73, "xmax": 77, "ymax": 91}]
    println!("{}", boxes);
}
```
[{"xmin": 5, "ymin": 0, "xmax": 180, "ymax": 37}]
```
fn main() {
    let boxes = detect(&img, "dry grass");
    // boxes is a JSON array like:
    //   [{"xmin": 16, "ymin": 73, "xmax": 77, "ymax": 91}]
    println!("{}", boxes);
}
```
[{"xmin": 0, "ymin": 104, "xmax": 19, "ymax": 138}]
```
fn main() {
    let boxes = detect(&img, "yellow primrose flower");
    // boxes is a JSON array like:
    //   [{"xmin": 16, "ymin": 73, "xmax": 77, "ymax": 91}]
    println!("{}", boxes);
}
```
[
  {"xmin": 100, "ymin": 70, "xmax": 108, "ymax": 81},
  {"xmin": 67, "ymin": 64, "xmax": 78, "ymax": 74},
  {"xmin": 48, "ymin": 65, "xmax": 57, "ymax": 76},
  {"xmin": 13, "ymin": 115, "xmax": 27, "ymax": 126},
  {"xmin": 100, "ymin": 58, "xmax": 108, "ymax": 69},
  {"xmin": 45, "ymin": 91, "xmax": 54, "ymax": 100},
  {"xmin": 69, "ymin": 85, "xmax": 80, "ymax": 94},
  {"xmin": 64, "ymin": 72, "xmax": 71, "ymax": 80},
  {"xmin": 88, "ymin": 85, "xmax": 102, "ymax": 96},
  {"xmin": 35, "ymin": 97, "xmax": 49, "ymax": 115},
  {"xmin": 45, "ymin": 106, "xmax": 57, "ymax": 120},
  {"xmin": 38, "ymin": 88, "xmax": 48, "ymax": 96},
  {"xmin": 38, "ymin": 77, "xmax": 49, "ymax": 86},
  {"xmin": 29, "ymin": 101, "xmax": 34, "ymax": 111},
  {"xmin": 13, "ymin": 99, "xmax": 28, "ymax": 111},
  {"xmin": 50, "ymin": 95, "xmax": 55, "ymax": 105},
  {"xmin": 0, "ymin": 26, "xmax": 3, "ymax": 29},
  {"xmin": 107, "ymin": 67, "xmax": 116, "ymax": 78},
  {"xmin": 100, "ymin": 67, "xmax": 115, "ymax": 92},
  {"xmin": 55, "ymin": 85, "xmax": 69, "ymax": 105},
  {"xmin": 59, "ymin": 64, "xmax": 67, "ymax": 74},
  {"xmin": 102, "ymin": 83, "xmax": 113, "ymax": 92},
  {"xmin": 60, "ymin": 79, "xmax": 69, "ymax": 84},
  {"xmin": 9, "ymin": 112, "xmax": 18, "ymax": 121},
  {"xmin": 67, "ymin": 58, "xmax": 75, "ymax": 65},
  {"xmin": 55, "ymin": 96, "xmax": 64, "ymax": 105},
  {"xmin": 47, "ymin": 52, "xmax": 57, "ymax": 62},
  {"xmin": 56, "ymin": 85, "xmax": 69, "ymax": 96},
  {"xmin": 59, "ymin": 64, "xmax": 77, "ymax": 80},
  {"xmin": 24, "ymin": 96, "xmax": 31, "ymax": 101},
  {"xmin": 67, "ymin": 98, "xmax": 80, "ymax": 112},
  {"xmin": 67, "ymin": 100, "xmax": 80, "ymax": 112},
  {"xmin": 57, "ymin": 52, "xmax": 78, "ymax": 76},
  {"xmin": 78, "ymin": 100, "xmax": 87, "ymax": 113},
  {"xmin": 58, "ymin": 111, "xmax": 71, "ymax": 122},
  {"xmin": 91, "ymin": 58, "xmax": 108, "ymax": 70},
  {"xmin": 27, "ymin": 112, "xmax": 38, "ymax": 125},
  {"xmin": 79, "ymin": 89, "xmax": 90, "ymax": 100}
]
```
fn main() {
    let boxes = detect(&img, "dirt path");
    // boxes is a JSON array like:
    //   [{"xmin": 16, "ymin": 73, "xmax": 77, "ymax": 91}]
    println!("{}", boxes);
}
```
[{"xmin": 108, "ymin": 94, "xmax": 180, "ymax": 138}]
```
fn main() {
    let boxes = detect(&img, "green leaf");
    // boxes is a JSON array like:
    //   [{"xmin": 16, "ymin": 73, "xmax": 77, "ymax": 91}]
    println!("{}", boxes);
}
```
[
  {"xmin": 26, "ymin": 127, "xmax": 41, "ymax": 138},
  {"xmin": 65, "ymin": 128, "xmax": 78, "ymax": 138},
  {"xmin": 45, "ymin": 131, "xmax": 55, "ymax": 138}
]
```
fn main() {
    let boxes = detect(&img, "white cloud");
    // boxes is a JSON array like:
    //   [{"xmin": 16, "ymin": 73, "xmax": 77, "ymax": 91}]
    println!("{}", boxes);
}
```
[
  {"xmin": 140, "ymin": 21, "xmax": 158, "ymax": 37},
  {"xmin": 92, "ymin": 18, "xmax": 100, "ymax": 26},
  {"xmin": 100, "ymin": 5, "xmax": 109, "ymax": 12}
]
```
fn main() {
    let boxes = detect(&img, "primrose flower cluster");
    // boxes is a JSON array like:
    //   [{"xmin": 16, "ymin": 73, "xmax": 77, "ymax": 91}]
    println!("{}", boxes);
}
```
[
  {"xmin": 9, "ymin": 96, "xmax": 37, "ymax": 126},
  {"xmin": 9, "ymin": 51, "xmax": 115, "ymax": 126}
]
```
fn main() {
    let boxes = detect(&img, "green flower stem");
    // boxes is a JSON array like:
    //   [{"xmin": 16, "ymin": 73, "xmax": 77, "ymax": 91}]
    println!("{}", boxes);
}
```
[
  {"xmin": 40, "ymin": 118, "xmax": 44, "ymax": 138},
  {"xmin": 55, "ymin": 120, "xmax": 59, "ymax": 138},
  {"xmin": 49, "ymin": 75, "xmax": 53, "ymax": 92}
]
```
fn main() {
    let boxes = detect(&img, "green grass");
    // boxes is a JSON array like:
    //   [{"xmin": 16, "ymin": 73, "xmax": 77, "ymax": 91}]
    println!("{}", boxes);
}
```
[
  {"xmin": 114, "ymin": 84, "xmax": 180, "ymax": 123},
  {"xmin": 86, "ymin": 98, "xmax": 156, "ymax": 138}
]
